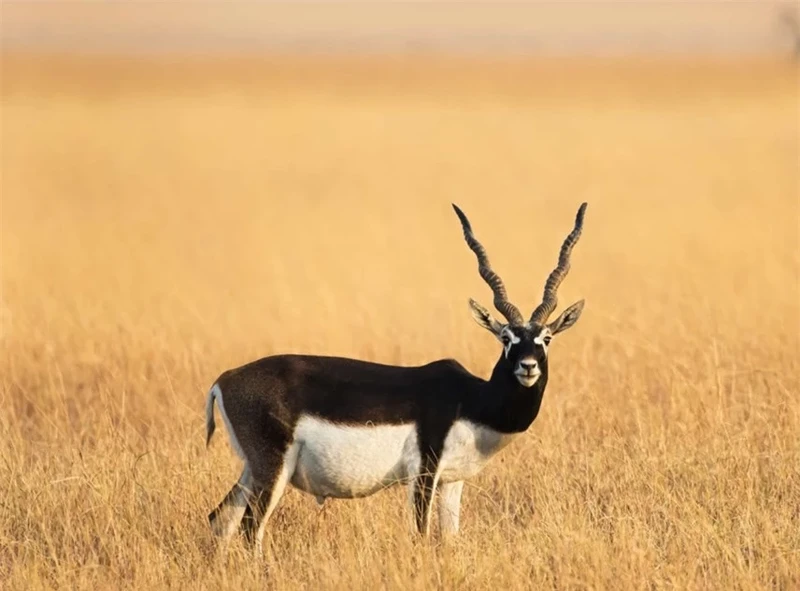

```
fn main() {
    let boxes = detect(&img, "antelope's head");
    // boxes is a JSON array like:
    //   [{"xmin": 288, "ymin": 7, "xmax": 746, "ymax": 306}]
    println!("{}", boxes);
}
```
[{"xmin": 453, "ymin": 203, "xmax": 587, "ymax": 388}]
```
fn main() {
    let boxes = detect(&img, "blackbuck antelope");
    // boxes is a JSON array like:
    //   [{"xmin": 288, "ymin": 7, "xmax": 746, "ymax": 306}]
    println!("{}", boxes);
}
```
[{"xmin": 206, "ymin": 203, "xmax": 587, "ymax": 551}]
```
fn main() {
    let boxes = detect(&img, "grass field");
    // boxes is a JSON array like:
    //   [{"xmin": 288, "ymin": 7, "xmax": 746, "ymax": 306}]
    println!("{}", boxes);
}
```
[{"xmin": 1, "ymin": 54, "xmax": 798, "ymax": 589}]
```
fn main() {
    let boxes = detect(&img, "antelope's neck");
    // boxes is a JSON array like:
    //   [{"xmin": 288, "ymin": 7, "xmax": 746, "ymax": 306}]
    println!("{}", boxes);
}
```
[{"xmin": 476, "ymin": 360, "xmax": 548, "ymax": 433}]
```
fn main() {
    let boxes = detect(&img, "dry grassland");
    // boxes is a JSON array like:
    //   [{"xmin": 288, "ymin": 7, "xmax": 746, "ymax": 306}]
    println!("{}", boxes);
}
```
[{"xmin": 1, "ymin": 54, "xmax": 798, "ymax": 590}]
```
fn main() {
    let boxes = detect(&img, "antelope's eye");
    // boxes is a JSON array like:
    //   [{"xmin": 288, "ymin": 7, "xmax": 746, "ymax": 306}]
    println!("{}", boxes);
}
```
[{"xmin": 543, "ymin": 335, "xmax": 552, "ymax": 346}]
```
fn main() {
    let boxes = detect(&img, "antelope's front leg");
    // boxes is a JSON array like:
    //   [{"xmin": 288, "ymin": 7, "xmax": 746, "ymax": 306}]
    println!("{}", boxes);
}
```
[
  {"xmin": 410, "ymin": 456, "xmax": 441, "ymax": 536},
  {"xmin": 438, "ymin": 480, "xmax": 464, "ymax": 536}
]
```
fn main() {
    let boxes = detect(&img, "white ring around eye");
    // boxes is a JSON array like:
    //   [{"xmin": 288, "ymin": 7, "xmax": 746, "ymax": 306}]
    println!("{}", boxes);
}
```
[
  {"xmin": 533, "ymin": 327, "xmax": 552, "ymax": 350},
  {"xmin": 501, "ymin": 328, "xmax": 520, "ymax": 358}
]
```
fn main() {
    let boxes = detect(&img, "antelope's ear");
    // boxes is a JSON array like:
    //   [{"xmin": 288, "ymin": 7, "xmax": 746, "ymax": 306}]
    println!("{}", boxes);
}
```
[
  {"xmin": 468, "ymin": 299, "xmax": 505, "ymax": 338},
  {"xmin": 548, "ymin": 300, "xmax": 585, "ymax": 335}
]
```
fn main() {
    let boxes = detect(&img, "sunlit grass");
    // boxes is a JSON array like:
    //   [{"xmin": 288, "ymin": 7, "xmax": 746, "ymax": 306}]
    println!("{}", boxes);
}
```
[{"xmin": 1, "ymin": 54, "xmax": 798, "ymax": 590}]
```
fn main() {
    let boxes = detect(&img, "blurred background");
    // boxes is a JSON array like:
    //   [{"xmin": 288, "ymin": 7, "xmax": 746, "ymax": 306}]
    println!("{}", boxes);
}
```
[
  {"xmin": 1, "ymin": 0, "xmax": 797, "ymax": 390},
  {"xmin": 3, "ymin": 1, "xmax": 800, "ymax": 56}
]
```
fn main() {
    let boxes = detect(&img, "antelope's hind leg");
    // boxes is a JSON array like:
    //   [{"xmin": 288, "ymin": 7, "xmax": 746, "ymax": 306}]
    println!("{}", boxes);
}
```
[
  {"xmin": 209, "ymin": 466, "xmax": 253, "ymax": 540},
  {"xmin": 241, "ymin": 444, "xmax": 300, "ymax": 557}
]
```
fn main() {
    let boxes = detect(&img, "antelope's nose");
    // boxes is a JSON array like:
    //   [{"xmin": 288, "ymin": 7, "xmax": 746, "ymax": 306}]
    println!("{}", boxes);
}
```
[{"xmin": 519, "ymin": 358, "xmax": 538, "ymax": 373}]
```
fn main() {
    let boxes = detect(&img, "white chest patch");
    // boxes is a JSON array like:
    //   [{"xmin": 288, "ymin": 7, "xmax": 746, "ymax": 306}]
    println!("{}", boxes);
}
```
[
  {"xmin": 290, "ymin": 415, "xmax": 418, "ymax": 498},
  {"xmin": 438, "ymin": 420, "xmax": 518, "ymax": 483}
]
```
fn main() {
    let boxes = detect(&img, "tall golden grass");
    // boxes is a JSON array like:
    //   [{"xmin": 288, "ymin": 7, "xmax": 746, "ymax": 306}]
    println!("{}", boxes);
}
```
[{"xmin": 1, "ymin": 54, "xmax": 798, "ymax": 590}]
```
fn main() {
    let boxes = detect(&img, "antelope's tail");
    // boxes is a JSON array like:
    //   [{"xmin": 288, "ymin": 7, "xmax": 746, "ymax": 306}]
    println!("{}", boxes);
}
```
[{"xmin": 205, "ymin": 384, "xmax": 220, "ymax": 447}]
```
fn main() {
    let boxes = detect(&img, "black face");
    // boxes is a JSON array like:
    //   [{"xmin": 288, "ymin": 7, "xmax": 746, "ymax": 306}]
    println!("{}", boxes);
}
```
[
  {"xmin": 498, "ymin": 324, "xmax": 552, "ymax": 388},
  {"xmin": 468, "ymin": 297, "xmax": 584, "ymax": 388}
]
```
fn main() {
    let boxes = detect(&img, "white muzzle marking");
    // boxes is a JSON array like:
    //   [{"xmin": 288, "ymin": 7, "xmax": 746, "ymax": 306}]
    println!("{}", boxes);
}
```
[{"xmin": 514, "ymin": 357, "xmax": 541, "ymax": 388}]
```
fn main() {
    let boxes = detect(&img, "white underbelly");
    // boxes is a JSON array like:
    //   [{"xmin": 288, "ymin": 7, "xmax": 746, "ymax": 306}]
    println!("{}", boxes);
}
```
[{"xmin": 289, "ymin": 415, "xmax": 418, "ymax": 498}]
